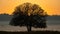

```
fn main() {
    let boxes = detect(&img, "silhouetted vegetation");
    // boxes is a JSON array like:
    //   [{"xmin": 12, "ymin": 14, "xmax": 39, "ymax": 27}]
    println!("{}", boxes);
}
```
[
  {"xmin": 0, "ymin": 14, "xmax": 12, "ymax": 21},
  {"xmin": 0, "ymin": 31, "xmax": 60, "ymax": 34},
  {"xmin": 9, "ymin": 3, "xmax": 47, "ymax": 32}
]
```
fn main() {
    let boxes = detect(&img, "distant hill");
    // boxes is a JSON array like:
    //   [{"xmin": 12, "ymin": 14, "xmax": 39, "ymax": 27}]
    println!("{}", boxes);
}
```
[
  {"xmin": 0, "ymin": 14, "xmax": 12, "ymax": 21},
  {"xmin": 47, "ymin": 16, "xmax": 60, "ymax": 20},
  {"xmin": 0, "ymin": 14, "xmax": 60, "ymax": 21}
]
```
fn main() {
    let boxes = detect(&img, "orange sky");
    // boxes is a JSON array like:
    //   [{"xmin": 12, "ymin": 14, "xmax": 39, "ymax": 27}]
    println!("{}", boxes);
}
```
[{"xmin": 0, "ymin": 0, "xmax": 60, "ymax": 15}]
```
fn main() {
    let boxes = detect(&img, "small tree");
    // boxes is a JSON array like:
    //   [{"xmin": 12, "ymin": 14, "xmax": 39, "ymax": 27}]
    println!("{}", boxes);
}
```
[{"xmin": 9, "ymin": 3, "xmax": 47, "ymax": 32}]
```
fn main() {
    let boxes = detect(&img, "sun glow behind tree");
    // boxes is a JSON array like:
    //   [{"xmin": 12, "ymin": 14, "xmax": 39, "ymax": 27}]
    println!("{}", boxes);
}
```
[{"xmin": 0, "ymin": 0, "xmax": 60, "ymax": 15}]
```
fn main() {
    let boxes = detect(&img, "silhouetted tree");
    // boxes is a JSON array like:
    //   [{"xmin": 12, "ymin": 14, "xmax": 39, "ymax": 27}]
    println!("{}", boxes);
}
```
[{"xmin": 9, "ymin": 3, "xmax": 47, "ymax": 32}]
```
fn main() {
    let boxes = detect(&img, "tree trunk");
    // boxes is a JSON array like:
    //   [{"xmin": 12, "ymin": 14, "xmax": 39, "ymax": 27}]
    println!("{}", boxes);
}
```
[{"xmin": 27, "ymin": 25, "xmax": 31, "ymax": 32}]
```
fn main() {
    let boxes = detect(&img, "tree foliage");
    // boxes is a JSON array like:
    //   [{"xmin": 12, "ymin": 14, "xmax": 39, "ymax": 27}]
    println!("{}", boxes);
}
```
[
  {"xmin": 13, "ymin": 3, "xmax": 46, "ymax": 16},
  {"xmin": 9, "ymin": 3, "xmax": 47, "ymax": 28}
]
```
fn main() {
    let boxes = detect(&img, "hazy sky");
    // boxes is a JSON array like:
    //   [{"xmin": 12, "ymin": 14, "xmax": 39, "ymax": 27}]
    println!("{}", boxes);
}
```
[{"xmin": 0, "ymin": 0, "xmax": 60, "ymax": 15}]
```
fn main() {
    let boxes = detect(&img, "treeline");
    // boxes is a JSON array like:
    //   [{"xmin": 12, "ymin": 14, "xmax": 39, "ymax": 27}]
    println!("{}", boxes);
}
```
[{"xmin": 0, "ymin": 14, "xmax": 12, "ymax": 21}]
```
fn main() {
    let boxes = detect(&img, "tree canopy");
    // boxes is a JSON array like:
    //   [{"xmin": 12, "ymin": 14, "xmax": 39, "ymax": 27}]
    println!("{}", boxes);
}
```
[
  {"xmin": 13, "ymin": 3, "xmax": 47, "ymax": 16},
  {"xmin": 10, "ymin": 3, "xmax": 47, "ymax": 28}
]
